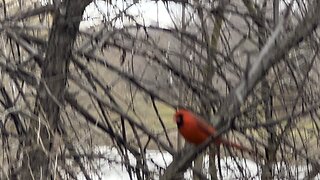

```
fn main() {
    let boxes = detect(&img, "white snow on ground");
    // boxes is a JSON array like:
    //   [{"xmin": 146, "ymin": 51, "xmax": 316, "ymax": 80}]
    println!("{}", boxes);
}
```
[{"xmin": 77, "ymin": 146, "xmax": 320, "ymax": 180}]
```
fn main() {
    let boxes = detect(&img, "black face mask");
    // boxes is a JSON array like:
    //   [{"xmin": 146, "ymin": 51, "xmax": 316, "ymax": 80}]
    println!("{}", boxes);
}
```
[{"xmin": 176, "ymin": 114, "xmax": 184, "ymax": 128}]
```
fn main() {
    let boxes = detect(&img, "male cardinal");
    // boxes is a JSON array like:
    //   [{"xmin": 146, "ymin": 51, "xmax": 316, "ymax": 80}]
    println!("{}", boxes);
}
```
[{"xmin": 174, "ymin": 108, "xmax": 249, "ymax": 152}]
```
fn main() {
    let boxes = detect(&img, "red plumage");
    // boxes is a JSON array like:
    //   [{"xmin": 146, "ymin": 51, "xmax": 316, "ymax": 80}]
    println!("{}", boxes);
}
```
[{"xmin": 174, "ymin": 108, "xmax": 250, "ymax": 152}]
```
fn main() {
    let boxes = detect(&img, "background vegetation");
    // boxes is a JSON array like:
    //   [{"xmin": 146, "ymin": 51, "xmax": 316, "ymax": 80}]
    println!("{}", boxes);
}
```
[{"xmin": 1, "ymin": 0, "xmax": 320, "ymax": 179}]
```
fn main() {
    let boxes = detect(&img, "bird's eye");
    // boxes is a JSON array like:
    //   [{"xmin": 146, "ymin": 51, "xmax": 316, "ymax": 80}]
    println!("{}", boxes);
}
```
[{"xmin": 176, "ymin": 114, "xmax": 183, "ymax": 128}]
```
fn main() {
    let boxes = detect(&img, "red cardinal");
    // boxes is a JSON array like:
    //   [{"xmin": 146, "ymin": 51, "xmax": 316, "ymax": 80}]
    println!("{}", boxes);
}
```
[{"xmin": 174, "ymin": 108, "xmax": 249, "ymax": 152}]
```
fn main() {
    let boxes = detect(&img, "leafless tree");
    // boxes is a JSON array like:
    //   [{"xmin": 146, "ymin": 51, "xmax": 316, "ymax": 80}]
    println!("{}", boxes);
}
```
[{"xmin": 1, "ymin": 0, "xmax": 320, "ymax": 179}]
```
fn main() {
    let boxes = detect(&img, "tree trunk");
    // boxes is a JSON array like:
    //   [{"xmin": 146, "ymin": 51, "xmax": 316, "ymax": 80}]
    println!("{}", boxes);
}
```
[
  {"xmin": 261, "ymin": 1, "xmax": 278, "ymax": 179},
  {"xmin": 21, "ymin": 0, "xmax": 92, "ymax": 179},
  {"xmin": 206, "ymin": 1, "xmax": 225, "ymax": 179},
  {"xmin": 261, "ymin": 81, "xmax": 276, "ymax": 180}
]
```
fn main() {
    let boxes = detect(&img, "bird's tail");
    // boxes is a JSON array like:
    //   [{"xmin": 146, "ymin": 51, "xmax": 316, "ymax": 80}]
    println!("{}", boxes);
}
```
[
  {"xmin": 219, "ymin": 138, "xmax": 263, "ymax": 159},
  {"xmin": 220, "ymin": 138, "xmax": 252, "ymax": 153}
]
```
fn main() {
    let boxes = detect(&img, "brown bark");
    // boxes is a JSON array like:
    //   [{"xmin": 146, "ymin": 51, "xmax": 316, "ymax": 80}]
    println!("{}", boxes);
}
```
[
  {"xmin": 261, "ymin": 1, "xmax": 278, "ymax": 179},
  {"xmin": 21, "ymin": 0, "xmax": 92, "ymax": 179},
  {"xmin": 206, "ymin": 1, "xmax": 226, "ymax": 179}
]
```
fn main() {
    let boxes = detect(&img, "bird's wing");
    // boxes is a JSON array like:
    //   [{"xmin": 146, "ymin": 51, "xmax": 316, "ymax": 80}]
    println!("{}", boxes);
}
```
[{"xmin": 193, "ymin": 114, "xmax": 215, "ymax": 136}]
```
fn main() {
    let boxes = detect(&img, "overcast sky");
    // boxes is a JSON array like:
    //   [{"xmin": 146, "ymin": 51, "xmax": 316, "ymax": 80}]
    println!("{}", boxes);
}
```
[
  {"xmin": 79, "ymin": 0, "xmax": 296, "ymax": 30},
  {"xmin": 80, "ymin": 0, "xmax": 182, "ymax": 29}
]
